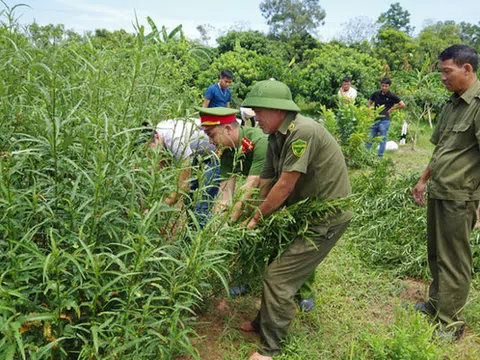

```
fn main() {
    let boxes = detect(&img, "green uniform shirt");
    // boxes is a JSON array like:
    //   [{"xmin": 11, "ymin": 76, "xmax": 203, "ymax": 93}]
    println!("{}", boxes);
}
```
[
  {"xmin": 429, "ymin": 80, "xmax": 480, "ymax": 201},
  {"xmin": 220, "ymin": 126, "xmax": 268, "ymax": 178},
  {"xmin": 261, "ymin": 112, "xmax": 352, "ymax": 224}
]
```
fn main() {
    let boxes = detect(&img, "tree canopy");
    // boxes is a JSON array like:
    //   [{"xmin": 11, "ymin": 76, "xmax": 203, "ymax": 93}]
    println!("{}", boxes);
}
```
[
  {"xmin": 377, "ymin": 2, "xmax": 414, "ymax": 35},
  {"xmin": 259, "ymin": 0, "xmax": 326, "ymax": 37},
  {"xmin": 338, "ymin": 16, "xmax": 380, "ymax": 44}
]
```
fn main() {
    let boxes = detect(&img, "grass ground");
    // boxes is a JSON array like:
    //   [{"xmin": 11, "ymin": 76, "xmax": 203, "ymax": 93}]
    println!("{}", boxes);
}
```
[
  {"xmin": 179, "ymin": 127, "xmax": 480, "ymax": 359},
  {"xmin": 183, "ymin": 241, "xmax": 480, "ymax": 359}
]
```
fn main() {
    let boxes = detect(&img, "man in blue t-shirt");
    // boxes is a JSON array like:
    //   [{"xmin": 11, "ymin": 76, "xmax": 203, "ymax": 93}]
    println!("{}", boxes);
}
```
[
  {"xmin": 202, "ymin": 69, "xmax": 233, "ymax": 108},
  {"xmin": 366, "ymin": 77, "xmax": 405, "ymax": 158}
]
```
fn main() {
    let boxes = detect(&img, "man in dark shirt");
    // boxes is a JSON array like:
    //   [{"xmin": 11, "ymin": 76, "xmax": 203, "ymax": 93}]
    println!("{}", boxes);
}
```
[{"xmin": 366, "ymin": 78, "xmax": 405, "ymax": 158}]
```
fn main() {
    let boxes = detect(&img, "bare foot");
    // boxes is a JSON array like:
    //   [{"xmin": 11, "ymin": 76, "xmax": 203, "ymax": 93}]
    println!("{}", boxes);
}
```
[
  {"xmin": 249, "ymin": 352, "xmax": 272, "ymax": 360},
  {"xmin": 240, "ymin": 321, "xmax": 256, "ymax": 332}
]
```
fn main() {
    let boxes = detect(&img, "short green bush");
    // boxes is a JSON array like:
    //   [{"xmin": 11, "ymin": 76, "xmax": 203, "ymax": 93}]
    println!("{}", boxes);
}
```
[{"xmin": 348, "ymin": 161, "xmax": 429, "ymax": 279}]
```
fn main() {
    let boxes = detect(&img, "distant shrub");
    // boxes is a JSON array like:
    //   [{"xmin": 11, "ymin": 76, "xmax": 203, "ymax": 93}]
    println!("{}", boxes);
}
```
[{"xmin": 320, "ymin": 103, "xmax": 381, "ymax": 169}]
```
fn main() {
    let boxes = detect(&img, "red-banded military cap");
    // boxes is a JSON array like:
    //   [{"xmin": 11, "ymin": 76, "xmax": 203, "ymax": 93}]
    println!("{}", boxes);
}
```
[{"xmin": 194, "ymin": 106, "xmax": 240, "ymax": 126}]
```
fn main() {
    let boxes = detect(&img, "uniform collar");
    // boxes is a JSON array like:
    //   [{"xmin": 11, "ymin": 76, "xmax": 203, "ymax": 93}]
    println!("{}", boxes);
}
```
[
  {"xmin": 277, "ymin": 112, "xmax": 297, "ymax": 135},
  {"xmin": 456, "ymin": 80, "xmax": 480, "ymax": 105}
]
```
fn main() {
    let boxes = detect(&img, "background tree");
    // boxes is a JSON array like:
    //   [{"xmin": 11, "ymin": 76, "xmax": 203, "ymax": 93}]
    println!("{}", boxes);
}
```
[
  {"xmin": 196, "ymin": 48, "xmax": 286, "ymax": 104},
  {"xmin": 259, "ymin": 0, "xmax": 326, "ymax": 37},
  {"xmin": 377, "ymin": 2, "xmax": 414, "ymax": 35},
  {"xmin": 374, "ymin": 28, "xmax": 418, "ymax": 70},
  {"xmin": 216, "ymin": 30, "xmax": 270, "ymax": 55},
  {"xmin": 298, "ymin": 44, "xmax": 382, "ymax": 108},
  {"xmin": 26, "ymin": 23, "xmax": 67, "ymax": 47},
  {"xmin": 415, "ymin": 21, "xmax": 462, "ymax": 71},
  {"xmin": 196, "ymin": 24, "xmax": 215, "ymax": 46},
  {"xmin": 395, "ymin": 56, "xmax": 448, "ymax": 149},
  {"xmin": 459, "ymin": 21, "xmax": 480, "ymax": 50},
  {"xmin": 338, "ymin": 16, "xmax": 380, "ymax": 45},
  {"xmin": 277, "ymin": 30, "xmax": 321, "ymax": 62},
  {"xmin": 85, "ymin": 28, "xmax": 136, "ymax": 49}
]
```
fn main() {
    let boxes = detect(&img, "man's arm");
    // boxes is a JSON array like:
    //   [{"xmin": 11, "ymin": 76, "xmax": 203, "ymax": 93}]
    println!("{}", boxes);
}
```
[
  {"xmin": 225, "ymin": 134, "xmax": 269, "ymax": 221},
  {"xmin": 226, "ymin": 90, "xmax": 232, "ymax": 108},
  {"xmin": 203, "ymin": 85, "xmax": 214, "ymax": 108},
  {"xmin": 247, "ymin": 171, "xmax": 301, "ymax": 229},
  {"xmin": 215, "ymin": 177, "xmax": 236, "ymax": 213},
  {"xmin": 258, "ymin": 177, "xmax": 274, "ymax": 199},
  {"xmin": 412, "ymin": 166, "xmax": 431, "ymax": 206},
  {"xmin": 230, "ymin": 175, "xmax": 260, "ymax": 221},
  {"xmin": 367, "ymin": 99, "xmax": 373, "ymax": 108},
  {"xmin": 388, "ymin": 100, "xmax": 406, "ymax": 114}
]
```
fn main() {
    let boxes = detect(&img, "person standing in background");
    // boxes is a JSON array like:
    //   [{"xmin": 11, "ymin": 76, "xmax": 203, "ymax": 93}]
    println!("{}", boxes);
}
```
[
  {"xmin": 367, "ymin": 78, "xmax": 405, "ymax": 158},
  {"xmin": 203, "ymin": 69, "xmax": 234, "ymax": 108},
  {"xmin": 338, "ymin": 76, "xmax": 357, "ymax": 103}
]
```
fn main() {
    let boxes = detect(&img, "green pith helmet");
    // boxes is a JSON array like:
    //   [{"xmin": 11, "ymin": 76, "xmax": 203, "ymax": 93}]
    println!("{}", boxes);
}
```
[{"xmin": 242, "ymin": 80, "xmax": 300, "ymax": 112}]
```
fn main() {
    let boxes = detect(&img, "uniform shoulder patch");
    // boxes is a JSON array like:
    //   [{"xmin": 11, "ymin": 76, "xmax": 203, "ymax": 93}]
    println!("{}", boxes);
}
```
[
  {"xmin": 291, "ymin": 139, "xmax": 307, "ymax": 157},
  {"xmin": 241, "ymin": 137, "xmax": 255, "ymax": 154}
]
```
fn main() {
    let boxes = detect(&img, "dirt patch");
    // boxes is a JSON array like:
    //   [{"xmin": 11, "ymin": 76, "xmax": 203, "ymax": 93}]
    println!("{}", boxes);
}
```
[
  {"xmin": 397, "ymin": 146, "xmax": 429, "ymax": 154},
  {"xmin": 369, "ymin": 302, "xmax": 395, "ymax": 324},
  {"xmin": 400, "ymin": 278, "xmax": 427, "ymax": 303},
  {"xmin": 367, "ymin": 278, "xmax": 426, "ymax": 325},
  {"xmin": 176, "ymin": 296, "xmax": 261, "ymax": 359}
]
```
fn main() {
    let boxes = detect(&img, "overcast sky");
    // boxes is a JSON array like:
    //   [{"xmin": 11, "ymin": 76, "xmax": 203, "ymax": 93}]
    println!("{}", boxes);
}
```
[{"xmin": 10, "ymin": 0, "xmax": 480, "ymax": 42}]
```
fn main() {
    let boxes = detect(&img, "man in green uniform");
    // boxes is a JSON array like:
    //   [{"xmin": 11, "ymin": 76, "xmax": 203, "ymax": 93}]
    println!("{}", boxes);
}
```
[
  {"xmin": 198, "ymin": 106, "xmax": 320, "ymax": 306},
  {"xmin": 196, "ymin": 106, "xmax": 268, "ymax": 222},
  {"xmin": 412, "ymin": 45, "xmax": 480, "ymax": 341},
  {"xmin": 239, "ymin": 80, "xmax": 353, "ymax": 359}
]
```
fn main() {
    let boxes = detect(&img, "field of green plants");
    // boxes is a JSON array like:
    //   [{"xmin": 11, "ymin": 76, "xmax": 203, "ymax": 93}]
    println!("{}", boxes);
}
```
[{"xmin": 1, "ymin": 2, "xmax": 480, "ymax": 359}]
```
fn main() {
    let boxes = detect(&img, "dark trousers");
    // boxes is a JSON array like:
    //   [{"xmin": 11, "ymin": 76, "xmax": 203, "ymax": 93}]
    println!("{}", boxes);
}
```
[
  {"xmin": 252, "ymin": 220, "xmax": 350, "ymax": 356},
  {"xmin": 427, "ymin": 198, "xmax": 479, "ymax": 329},
  {"xmin": 188, "ymin": 154, "xmax": 220, "ymax": 228}
]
